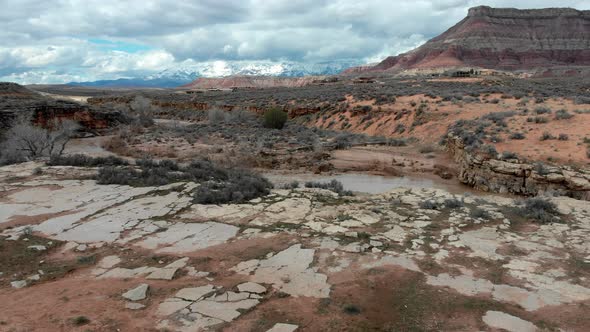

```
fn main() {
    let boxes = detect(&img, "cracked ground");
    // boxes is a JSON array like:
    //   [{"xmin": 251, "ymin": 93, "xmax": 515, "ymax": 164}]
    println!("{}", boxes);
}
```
[{"xmin": 1, "ymin": 161, "xmax": 589, "ymax": 331}]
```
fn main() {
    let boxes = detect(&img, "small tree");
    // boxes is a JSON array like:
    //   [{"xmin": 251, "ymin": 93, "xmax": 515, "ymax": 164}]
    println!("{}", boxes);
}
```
[
  {"xmin": 263, "ymin": 108, "xmax": 288, "ymax": 129},
  {"xmin": 0, "ymin": 115, "xmax": 79, "ymax": 164},
  {"xmin": 129, "ymin": 96, "xmax": 155, "ymax": 127}
]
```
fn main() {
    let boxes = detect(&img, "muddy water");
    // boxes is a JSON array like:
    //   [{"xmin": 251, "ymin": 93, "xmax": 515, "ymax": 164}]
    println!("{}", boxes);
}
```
[{"xmin": 264, "ymin": 172, "xmax": 479, "ymax": 195}]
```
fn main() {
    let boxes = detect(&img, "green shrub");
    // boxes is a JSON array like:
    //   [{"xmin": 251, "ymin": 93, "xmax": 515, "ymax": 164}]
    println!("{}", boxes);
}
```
[
  {"xmin": 304, "ymin": 179, "xmax": 353, "ymax": 196},
  {"xmin": 540, "ymin": 132, "xmax": 556, "ymax": 141},
  {"xmin": 444, "ymin": 198, "xmax": 464, "ymax": 209},
  {"xmin": 96, "ymin": 158, "xmax": 273, "ymax": 204},
  {"xmin": 419, "ymin": 200, "xmax": 438, "ymax": 210},
  {"xmin": 554, "ymin": 109, "xmax": 573, "ymax": 120},
  {"xmin": 517, "ymin": 198, "xmax": 560, "ymax": 223},
  {"xmin": 343, "ymin": 304, "xmax": 361, "ymax": 315},
  {"xmin": 72, "ymin": 316, "xmax": 90, "ymax": 326},
  {"xmin": 263, "ymin": 108, "xmax": 288, "ymax": 129},
  {"xmin": 470, "ymin": 207, "xmax": 490, "ymax": 220},
  {"xmin": 500, "ymin": 151, "xmax": 518, "ymax": 160},
  {"xmin": 535, "ymin": 106, "xmax": 552, "ymax": 115},
  {"xmin": 48, "ymin": 154, "xmax": 128, "ymax": 167}
]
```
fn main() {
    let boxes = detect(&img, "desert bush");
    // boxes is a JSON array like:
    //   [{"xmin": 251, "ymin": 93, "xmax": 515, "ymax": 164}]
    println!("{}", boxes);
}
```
[
  {"xmin": 535, "ymin": 106, "xmax": 552, "ymax": 115},
  {"xmin": 470, "ymin": 207, "xmax": 490, "ymax": 220},
  {"xmin": 540, "ymin": 132, "xmax": 556, "ymax": 141},
  {"xmin": 419, "ymin": 145, "xmax": 435, "ymax": 154},
  {"xmin": 516, "ymin": 197, "xmax": 560, "ymax": 223},
  {"xmin": 527, "ymin": 116, "xmax": 549, "ymax": 124},
  {"xmin": 224, "ymin": 109, "xmax": 255, "ymax": 123},
  {"xmin": 558, "ymin": 133, "xmax": 569, "ymax": 141},
  {"xmin": 281, "ymin": 181, "xmax": 300, "ymax": 190},
  {"xmin": 48, "ymin": 154, "xmax": 128, "ymax": 167},
  {"xmin": 574, "ymin": 96, "xmax": 590, "ymax": 105},
  {"xmin": 304, "ymin": 179, "xmax": 353, "ymax": 196},
  {"xmin": 71, "ymin": 316, "xmax": 90, "ymax": 326},
  {"xmin": 193, "ymin": 169, "xmax": 273, "ymax": 204},
  {"xmin": 129, "ymin": 96, "xmax": 155, "ymax": 127},
  {"xmin": 490, "ymin": 98, "xmax": 500, "ymax": 104},
  {"xmin": 333, "ymin": 133, "xmax": 354, "ymax": 150},
  {"xmin": 263, "ymin": 108, "xmax": 288, "ymax": 129},
  {"xmin": 482, "ymin": 111, "xmax": 515, "ymax": 127},
  {"xmin": 500, "ymin": 151, "xmax": 518, "ymax": 160},
  {"xmin": 96, "ymin": 158, "xmax": 273, "ymax": 204},
  {"xmin": 510, "ymin": 132, "xmax": 526, "ymax": 140},
  {"xmin": 419, "ymin": 200, "xmax": 439, "ymax": 210},
  {"xmin": 208, "ymin": 108, "xmax": 226, "ymax": 124},
  {"xmin": 533, "ymin": 162, "xmax": 549, "ymax": 175},
  {"xmin": 0, "ymin": 115, "xmax": 79, "ymax": 165},
  {"xmin": 480, "ymin": 144, "xmax": 498, "ymax": 156},
  {"xmin": 554, "ymin": 109, "xmax": 573, "ymax": 120},
  {"xmin": 386, "ymin": 138, "xmax": 407, "ymax": 146},
  {"xmin": 444, "ymin": 198, "xmax": 464, "ymax": 209}
]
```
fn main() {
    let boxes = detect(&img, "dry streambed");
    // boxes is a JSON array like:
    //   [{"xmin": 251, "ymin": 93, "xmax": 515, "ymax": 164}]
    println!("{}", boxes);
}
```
[{"xmin": 0, "ymin": 161, "xmax": 589, "ymax": 331}]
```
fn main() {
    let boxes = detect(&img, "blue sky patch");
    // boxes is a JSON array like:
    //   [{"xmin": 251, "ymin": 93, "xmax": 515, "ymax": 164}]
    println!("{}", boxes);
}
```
[{"xmin": 89, "ymin": 39, "xmax": 152, "ymax": 53}]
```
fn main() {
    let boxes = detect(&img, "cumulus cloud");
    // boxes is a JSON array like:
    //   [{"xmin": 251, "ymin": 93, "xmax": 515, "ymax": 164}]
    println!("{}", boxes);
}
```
[{"xmin": 0, "ymin": 0, "xmax": 588, "ymax": 83}]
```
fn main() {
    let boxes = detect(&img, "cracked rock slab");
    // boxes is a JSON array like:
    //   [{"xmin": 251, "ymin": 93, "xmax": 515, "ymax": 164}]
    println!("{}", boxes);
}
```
[
  {"xmin": 482, "ymin": 311, "xmax": 537, "ymax": 332},
  {"xmin": 122, "ymin": 283, "xmax": 149, "ymax": 301},
  {"xmin": 266, "ymin": 323, "xmax": 299, "ymax": 332},
  {"xmin": 237, "ymin": 282, "xmax": 267, "ymax": 294},
  {"xmin": 231, "ymin": 244, "xmax": 330, "ymax": 298}
]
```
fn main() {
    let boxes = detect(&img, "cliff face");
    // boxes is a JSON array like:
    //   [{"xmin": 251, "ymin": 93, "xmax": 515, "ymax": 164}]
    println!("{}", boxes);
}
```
[
  {"xmin": 0, "ymin": 82, "xmax": 129, "ymax": 133},
  {"xmin": 361, "ymin": 6, "xmax": 590, "ymax": 74}
]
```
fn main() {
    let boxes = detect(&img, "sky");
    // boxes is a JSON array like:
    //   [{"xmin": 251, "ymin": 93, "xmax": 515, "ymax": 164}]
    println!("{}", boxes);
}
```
[{"xmin": 0, "ymin": 0, "xmax": 588, "ymax": 84}]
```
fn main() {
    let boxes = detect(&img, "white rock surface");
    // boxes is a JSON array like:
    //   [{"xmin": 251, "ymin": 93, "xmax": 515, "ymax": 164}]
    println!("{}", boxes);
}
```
[
  {"xmin": 237, "ymin": 282, "xmax": 266, "ymax": 294},
  {"xmin": 266, "ymin": 323, "xmax": 299, "ymax": 332},
  {"xmin": 482, "ymin": 311, "xmax": 537, "ymax": 332},
  {"xmin": 122, "ymin": 284, "xmax": 149, "ymax": 301}
]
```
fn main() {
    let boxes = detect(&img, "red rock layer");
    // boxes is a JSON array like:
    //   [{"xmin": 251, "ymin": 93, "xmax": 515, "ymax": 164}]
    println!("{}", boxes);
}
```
[{"xmin": 357, "ymin": 6, "xmax": 590, "ymax": 74}]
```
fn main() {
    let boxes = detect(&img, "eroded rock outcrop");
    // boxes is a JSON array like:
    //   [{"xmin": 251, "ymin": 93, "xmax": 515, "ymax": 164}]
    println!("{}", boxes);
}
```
[
  {"xmin": 446, "ymin": 135, "xmax": 590, "ymax": 199},
  {"xmin": 0, "ymin": 82, "xmax": 129, "ymax": 133}
]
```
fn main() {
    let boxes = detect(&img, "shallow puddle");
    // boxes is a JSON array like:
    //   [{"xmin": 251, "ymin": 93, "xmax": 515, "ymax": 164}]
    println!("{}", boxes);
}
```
[{"xmin": 264, "ymin": 172, "xmax": 471, "ymax": 195}]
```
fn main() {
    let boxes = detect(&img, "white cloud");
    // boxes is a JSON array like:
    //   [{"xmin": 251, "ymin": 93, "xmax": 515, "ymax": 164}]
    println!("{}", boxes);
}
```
[{"xmin": 0, "ymin": 0, "xmax": 588, "ymax": 83}]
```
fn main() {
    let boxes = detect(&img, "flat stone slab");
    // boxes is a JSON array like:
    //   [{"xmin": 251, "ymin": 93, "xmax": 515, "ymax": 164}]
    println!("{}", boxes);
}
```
[
  {"xmin": 482, "ymin": 311, "xmax": 537, "ymax": 332},
  {"xmin": 237, "ymin": 282, "xmax": 266, "ymax": 294},
  {"xmin": 137, "ymin": 222, "xmax": 239, "ymax": 253},
  {"xmin": 267, "ymin": 323, "xmax": 299, "ymax": 332},
  {"xmin": 157, "ymin": 285, "xmax": 262, "ymax": 329},
  {"xmin": 122, "ymin": 283, "xmax": 149, "ymax": 301},
  {"xmin": 146, "ymin": 268, "xmax": 178, "ymax": 280},
  {"xmin": 10, "ymin": 280, "xmax": 27, "ymax": 289},
  {"xmin": 175, "ymin": 285, "xmax": 216, "ymax": 301},
  {"xmin": 125, "ymin": 302, "xmax": 146, "ymax": 310},
  {"xmin": 231, "ymin": 244, "xmax": 330, "ymax": 298},
  {"xmin": 189, "ymin": 299, "xmax": 259, "ymax": 322}
]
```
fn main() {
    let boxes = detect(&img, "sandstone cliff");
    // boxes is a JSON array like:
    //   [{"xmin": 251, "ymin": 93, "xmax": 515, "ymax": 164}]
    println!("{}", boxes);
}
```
[{"xmin": 353, "ymin": 6, "xmax": 590, "ymax": 74}]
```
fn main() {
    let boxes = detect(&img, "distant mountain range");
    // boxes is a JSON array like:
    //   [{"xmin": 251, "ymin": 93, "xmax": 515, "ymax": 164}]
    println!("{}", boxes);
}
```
[{"xmin": 67, "ymin": 60, "xmax": 362, "ymax": 88}]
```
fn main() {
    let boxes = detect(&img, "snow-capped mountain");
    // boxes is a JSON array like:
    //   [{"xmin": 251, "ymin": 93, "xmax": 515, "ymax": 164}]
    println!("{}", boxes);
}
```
[{"xmin": 68, "ymin": 60, "xmax": 361, "ymax": 88}]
